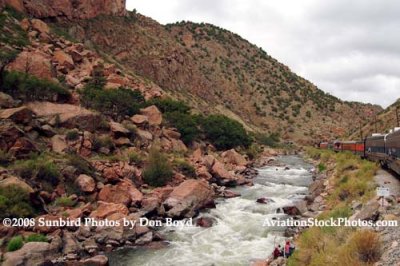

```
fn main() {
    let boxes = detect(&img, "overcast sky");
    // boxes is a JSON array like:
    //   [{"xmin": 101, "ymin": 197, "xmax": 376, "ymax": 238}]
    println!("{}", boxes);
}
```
[{"xmin": 126, "ymin": 0, "xmax": 400, "ymax": 108}]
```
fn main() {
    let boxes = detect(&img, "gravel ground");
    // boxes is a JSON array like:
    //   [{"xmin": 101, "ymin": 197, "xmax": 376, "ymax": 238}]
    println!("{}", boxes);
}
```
[{"xmin": 374, "ymin": 170, "xmax": 400, "ymax": 266}]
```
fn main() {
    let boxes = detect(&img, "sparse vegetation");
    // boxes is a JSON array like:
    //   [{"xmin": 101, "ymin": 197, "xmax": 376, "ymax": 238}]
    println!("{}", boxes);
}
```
[
  {"xmin": 66, "ymin": 129, "xmax": 80, "ymax": 141},
  {"xmin": 80, "ymin": 72, "xmax": 145, "ymax": 121},
  {"xmin": 25, "ymin": 233, "xmax": 48, "ymax": 243},
  {"xmin": 143, "ymin": 149, "xmax": 174, "ymax": 187},
  {"xmin": 0, "ymin": 185, "xmax": 34, "ymax": 219},
  {"xmin": 174, "ymin": 158, "xmax": 196, "ymax": 178},
  {"xmin": 54, "ymin": 196, "xmax": 75, "ymax": 208},
  {"xmin": 1, "ymin": 71, "xmax": 71, "ymax": 103},
  {"xmin": 289, "ymin": 148, "xmax": 380, "ymax": 265}
]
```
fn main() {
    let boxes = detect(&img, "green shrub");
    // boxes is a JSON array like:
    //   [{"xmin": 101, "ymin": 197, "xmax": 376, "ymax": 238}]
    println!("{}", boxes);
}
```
[
  {"xmin": 1, "ymin": 71, "xmax": 71, "ymax": 102},
  {"xmin": 54, "ymin": 197, "xmax": 75, "ymax": 208},
  {"xmin": 174, "ymin": 159, "xmax": 196, "ymax": 178},
  {"xmin": 65, "ymin": 130, "xmax": 80, "ymax": 141},
  {"xmin": 92, "ymin": 136, "xmax": 115, "ymax": 152},
  {"xmin": 15, "ymin": 155, "xmax": 60, "ymax": 186},
  {"xmin": 0, "ymin": 149, "xmax": 13, "ymax": 166},
  {"xmin": 143, "ymin": 149, "xmax": 174, "ymax": 187},
  {"xmin": 7, "ymin": 236, "xmax": 24, "ymax": 252},
  {"xmin": 0, "ymin": 185, "xmax": 34, "ymax": 218},
  {"xmin": 80, "ymin": 84, "xmax": 145, "ymax": 121},
  {"xmin": 255, "ymin": 132, "xmax": 280, "ymax": 147},
  {"xmin": 67, "ymin": 154, "xmax": 95, "ymax": 176},
  {"xmin": 25, "ymin": 233, "xmax": 47, "ymax": 243},
  {"xmin": 165, "ymin": 112, "xmax": 200, "ymax": 144},
  {"xmin": 128, "ymin": 151, "xmax": 143, "ymax": 165},
  {"xmin": 318, "ymin": 163, "xmax": 326, "ymax": 172},
  {"xmin": 201, "ymin": 115, "xmax": 252, "ymax": 150}
]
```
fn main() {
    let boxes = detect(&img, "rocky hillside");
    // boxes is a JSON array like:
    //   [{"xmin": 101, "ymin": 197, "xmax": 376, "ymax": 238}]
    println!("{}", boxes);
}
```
[
  {"xmin": 349, "ymin": 99, "xmax": 400, "ymax": 140},
  {"xmin": 47, "ymin": 14, "xmax": 381, "ymax": 143},
  {"xmin": 0, "ymin": 4, "xmax": 272, "ymax": 264}
]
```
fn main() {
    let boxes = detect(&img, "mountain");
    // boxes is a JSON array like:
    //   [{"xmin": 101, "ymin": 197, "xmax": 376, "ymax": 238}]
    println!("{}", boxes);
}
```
[
  {"xmin": 349, "ymin": 99, "xmax": 400, "ymax": 140},
  {"xmin": 42, "ymin": 11, "xmax": 380, "ymax": 144}
]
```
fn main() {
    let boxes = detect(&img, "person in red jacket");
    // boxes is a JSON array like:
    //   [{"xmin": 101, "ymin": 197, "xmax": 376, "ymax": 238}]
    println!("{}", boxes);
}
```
[{"xmin": 284, "ymin": 240, "xmax": 291, "ymax": 258}]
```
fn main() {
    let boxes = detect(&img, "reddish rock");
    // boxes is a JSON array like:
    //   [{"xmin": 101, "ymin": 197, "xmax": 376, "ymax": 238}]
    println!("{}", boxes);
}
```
[
  {"xmin": 0, "ymin": 122, "xmax": 24, "ymax": 151},
  {"xmin": 75, "ymin": 174, "xmax": 96, "ymax": 193},
  {"xmin": 256, "ymin": 197, "xmax": 275, "ymax": 204},
  {"xmin": 90, "ymin": 201, "xmax": 129, "ymax": 219},
  {"xmin": 80, "ymin": 255, "xmax": 109, "ymax": 266},
  {"xmin": 0, "ymin": 92, "xmax": 15, "ymax": 108},
  {"xmin": 5, "ymin": 0, "xmax": 24, "ymax": 12},
  {"xmin": 222, "ymin": 149, "xmax": 247, "ymax": 166},
  {"xmin": 162, "ymin": 128, "xmax": 181, "ymax": 139},
  {"xmin": 196, "ymin": 217, "xmax": 215, "ymax": 228},
  {"xmin": 9, "ymin": 137, "xmax": 38, "ymax": 158},
  {"xmin": 192, "ymin": 148, "xmax": 202, "ymax": 163},
  {"xmin": 163, "ymin": 179, "xmax": 214, "ymax": 218},
  {"xmin": 27, "ymin": 102, "xmax": 101, "ymax": 131},
  {"xmin": 131, "ymin": 114, "xmax": 148, "ymax": 125},
  {"xmin": 53, "ymin": 50, "xmax": 74, "ymax": 70},
  {"xmin": 110, "ymin": 121, "xmax": 130, "ymax": 137},
  {"xmin": 51, "ymin": 135, "xmax": 68, "ymax": 154},
  {"xmin": 140, "ymin": 105, "xmax": 162, "ymax": 126},
  {"xmin": 8, "ymin": 51, "xmax": 53, "ymax": 80},
  {"xmin": 31, "ymin": 18, "xmax": 49, "ymax": 34},
  {"xmin": 0, "ymin": 176, "xmax": 34, "ymax": 193},
  {"xmin": 0, "ymin": 106, "xmax": 33, "ymax": 124},
  {"xmin": 23, "ymin": 0, "xmax": 127, "ymax": 20},
  {"xmin": 98, "ymin": 180, "xmax": 143, "ymax": 206},
  {"xmin": 211, "ymin": 160, "xmax": 235, "ymax": 180}
]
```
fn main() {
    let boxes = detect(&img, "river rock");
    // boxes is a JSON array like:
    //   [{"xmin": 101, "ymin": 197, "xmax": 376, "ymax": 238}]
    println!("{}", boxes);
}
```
[
  {"xmin": 256, "ymin": 197, "xmax": 275, "ymax": 204},
  {"xmin": 2, "ymin": 242, "xmax": 52, "ymax": 266},
  {"xmin": 196, "ymin": 217, "xmax": 216, "ymax": 228},
  {"xmin": 163, "ymin": 179, "xmax": 214, "ymax": 218},
  {"xmin": 80, "ymin": 255, "xmax": 109, "ymax": 266}
]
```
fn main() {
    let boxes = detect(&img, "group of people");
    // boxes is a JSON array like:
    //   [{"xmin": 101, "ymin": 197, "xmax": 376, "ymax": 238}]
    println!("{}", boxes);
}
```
[{"xmin": 272, "ymin": 240, "xmax": 295, "ymax": 259}]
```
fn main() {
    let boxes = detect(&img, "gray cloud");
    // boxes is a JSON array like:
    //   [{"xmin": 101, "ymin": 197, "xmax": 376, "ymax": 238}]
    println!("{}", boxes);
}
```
[{"xmin": 127, "ymin": 0, "xmax": 400, "ymax": 107}]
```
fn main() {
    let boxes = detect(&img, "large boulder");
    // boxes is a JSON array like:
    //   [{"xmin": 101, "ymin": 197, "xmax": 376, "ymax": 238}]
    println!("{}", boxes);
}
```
[
  {"xmin": 7, "ymin": 50, "xmax": 53, "ymax": 80},
  {"xmin": 0, "ymin": 175, "xmax": 34, "ymax": 193},
  {"xmin": 80, "ymin": 255, "xmax": 109, "ymax": 266},
  {"xmin": 90, "ymin": 201, "xmax": 129, "ymax": 219},
  {"xmin": 75, "ymin": 174, "xmax": 96, "ymax": 193},
  {"xmin": 98, "ymin": 179, "xmax": 143, "ymax": 206},
  {"xmin": 51, "ymin": 135, "xmax": 68, "ymax": 154},
  {"xmin": 0, "ymin": 122, "xmax": 24, "ymax": 151},
  {"xmin": 139, "ymin": 105, "xmax": 162, "ymax": 126},
  {"xmin": 0, "ymin": 106, "xmax": 32, "ymax": 124},
  {"xmin": 221, "ymin": 149, "xmax": 247, "ymax": 166},
  {"xmin": 0, "ymin": 92, "xmax": 15, "ymax": 108},
  {"xmin": 53, "ymin": 50, "xmax": 74, "ymax": 71},
  {"xmin": 2, "ymin": 242, "xmax": 52, "ymax": 266},
  {"xmin": 31, "ymin": 18, "xmax": 49, "ymax": 34},
  {"xmin": 163, "ymin": 179, "xmax": 214, "ymax": 218},
  {"xmin": 27, "ymin": 102, "xmax": 101, "ymax": 131},
  {"xmin": 350, "ymin": 200, "xmax": 380, "ymax": 221}
]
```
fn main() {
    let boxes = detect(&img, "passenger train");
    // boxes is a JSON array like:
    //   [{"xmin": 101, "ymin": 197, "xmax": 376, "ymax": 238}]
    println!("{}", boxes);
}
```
[{"xmin": 318, "ymin": 127, "xmax": 400, "ymax": 176}]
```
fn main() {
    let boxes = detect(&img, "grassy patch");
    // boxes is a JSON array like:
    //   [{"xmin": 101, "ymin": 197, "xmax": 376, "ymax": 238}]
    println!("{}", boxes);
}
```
[
  {"xmin": 7, "ymin": 236, "xmax": 24, "ymax": 252},
  {"xmin": 173, "ymin": 158, "xmax": 196, "ymax": 178},
  {"xmin": 0, "ymin": 185, "xmax": 34, "ymax": 218},
  {"xmin": 143, "ymin": 148, "xmax": 174, "ymax": 187},
  {"xmin": 289, "ymin": 148, "xmax": 381, "ymax": 265},
  {"xmin": 25, "ymin": 233, "xmax": 48, "ymax": 243},
  {"xmin": 1, "ymin": 71, "xmax": 71, "ymax": 103}
]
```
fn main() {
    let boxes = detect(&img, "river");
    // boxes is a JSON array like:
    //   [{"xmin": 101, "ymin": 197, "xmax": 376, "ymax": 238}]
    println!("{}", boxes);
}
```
[{"xmin": 109, "ymin": 155, "xmax": 313, "ymax": 266}]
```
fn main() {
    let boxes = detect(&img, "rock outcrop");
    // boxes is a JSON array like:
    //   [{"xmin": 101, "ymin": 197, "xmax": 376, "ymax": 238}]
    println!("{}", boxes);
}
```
[
  {"xmin": 163, "ymin": 179, "xmax": 214, "ymax": 218},
  {"xmin": 5, "ymin": 0, "xmax": 126, "ymax": 20}
]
